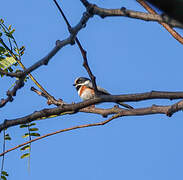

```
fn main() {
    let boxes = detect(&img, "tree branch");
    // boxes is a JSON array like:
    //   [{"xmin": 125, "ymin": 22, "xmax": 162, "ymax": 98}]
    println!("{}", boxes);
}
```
[
  {"xmin": 23, "ymin": 8, "xmax": 92, "ymax": 79},
  {"xmin": 0, "ymin": 8, "xmax": 93, "ymax": 108},
  {"xmin": 0, "ymin": 113, "xmax": 121, "ymax": 157},
  {"xmin": 137, "ymin": 0, "xmax": 183, "ymax": 44},
  {"xmin": 53, "ymin": 0, "xmax": 99, "ymax": 94},
  {"xmin": 1, "ymin": 98, "xmax": 183, "ymax": 156},
  {"xmin": 0, "ymin": 76, "xmax": 25, "ymax": 108},
  {"xmin": 80, "ymin": 0, "xmax": 183, "ymax": 29},
  {"xmin": 0, "ymin": 69, "xmax": 23, "ymax": 78},
  {"xmin": 1, "ymin": 91, "xmax": 183, "ymax": 131},
  {"xmin": 0, "ymin": 36, "xmax": 56, "ymax": 103}
]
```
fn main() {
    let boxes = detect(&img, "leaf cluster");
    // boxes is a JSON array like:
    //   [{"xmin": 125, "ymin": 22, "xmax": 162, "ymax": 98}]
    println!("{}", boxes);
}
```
[
  {"xmin": 0, "ymin": 19, "xmax": 25, "ymax": 77},
  {"xmin": 20, "ymin": 123, "xmax": 40, "ymax": 159}
]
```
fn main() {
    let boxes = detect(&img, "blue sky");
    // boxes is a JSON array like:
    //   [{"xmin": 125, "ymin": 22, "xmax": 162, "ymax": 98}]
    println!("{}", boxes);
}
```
[{"xmin": 1, "ymin": 0, "xmax": 183, "ymax": 180}]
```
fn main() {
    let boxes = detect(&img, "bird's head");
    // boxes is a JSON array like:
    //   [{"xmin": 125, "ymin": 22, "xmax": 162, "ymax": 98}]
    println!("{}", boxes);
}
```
[{"xmin": 73, "ymin": 77, "xmax": 91, "ymax": 90}]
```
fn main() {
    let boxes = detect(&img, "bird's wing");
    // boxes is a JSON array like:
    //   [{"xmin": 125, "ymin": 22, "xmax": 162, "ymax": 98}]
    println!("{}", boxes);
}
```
[
  {"xmin": 97, "ymin": 86, "xmax": 110, "ymax": 95},
  {"xmin": 86, "ymin": 81, "xmax": 133, "ymax": 108},
  {"xmin": 86, "ymin": 81, "xmax": 110, "ymax": 95}
]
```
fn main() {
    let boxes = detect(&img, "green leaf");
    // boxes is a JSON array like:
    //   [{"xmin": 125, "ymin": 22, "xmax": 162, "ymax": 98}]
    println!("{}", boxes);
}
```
[
  {"xmin": 22, "ymin": 133, "xmax": 29, "ymax": 138},
  {"xmin": 24, "ymin": 76, "xmax": 29, "ymax": 82},
  {"xmin": 14, "ymin": 48, "xmax": 19, "ymax": 54},
  {"xmin": 22, "ymin": 132, "xmax": 41, "ymax": 138},
  {"xmin": 10, "ymin": 29, "xmax": 15, "ymax": 34},
  {"xmin": 8, "ymin": 25, "xmax": 11, "ymax": 30},
  {"xmin": 30, "ymin": 132, "xmax": 40, "ymax": 137},
  {"xmin": 5, "ymin": 134, "xmax": 11, "ymax": 140},
  {"xmin": 5, "ymin": 32, "xmax": 13, "ymax": 39},
  {"xmin": 20, "ymin": 145, "xmax": 30, "ymax": 151},
  {"xmin": 1, "ymin": 175, "xmax": 7, "ymax": 180},
  {"xmin": 0, "ymin": 19, "xmax": 4, "ymax": 24},
  {"xmin": 21, "ymin": 153, "xmax": 30, "ymax": 159},
  {"xmin": 19, "ymin": 46, "xmax": 25, "ymax": 56},
  {"xmin": 19, "ymin": 124, "xmax": 29, "ymax": 128},
  {"xmin": 0, "ymin": 46, "xmax": 5, "ymax": 53},
  {"xmin": 19, "ymin": 46, "xmax": 24, "ymax": 50},
  {"xmin": 0, "ymin": 56, "xmax": 16, "ymax": 70},
  {"xmin": 29, "ymin": 128, "xmax": 39, "ymax": 131},
  {"xmin": 3, "ymin": 51, "xmax": 11, "ymax": 57},
  {"xmin": 5, "ymin": 136, "xmax": 11, "ymax": 140},
  {"xmin": 20, "ymin": 123, "xmax": 36, "ymax": 128},
  {"xmin": 1, "ymin": 171, "xmax": 8, "ymax": 176},
  {"xmin": 29, "ymin": 123, "xmax": 36, "ymax": 126}
]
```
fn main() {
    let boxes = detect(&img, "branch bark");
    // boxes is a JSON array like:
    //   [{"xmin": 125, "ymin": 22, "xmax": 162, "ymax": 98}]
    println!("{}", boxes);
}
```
[
  {"xmin": 137, "ymin": 0, "xmax": 183, "ymax": 44},
  {"xmin": 80, "ymin": 0, "xmax": 183, "ymax": 29},
  {"xmin": 0, "ymin": 113, "xmax": 121, "ymax": 157},
  {"xmin": 0, "ymin": 76, "xmax": 25, "ymax": 108},
  {"xmin": 53, "ymin": 0, "xmax": 99, "ymax": 94},
  {"xmin": 1, "ymin": 91, "xmax": 183, "ymax": 132},
  {"xmin": 0, "ymin": 8, "xmax": 93, "ymax": 108},
  {"xmin": 1, "ymin": 99, "xmax": 183, "ymax": 156},
  {"xmin": 0, "ymin": 69, "xmax": 23, "ymax": 78}
]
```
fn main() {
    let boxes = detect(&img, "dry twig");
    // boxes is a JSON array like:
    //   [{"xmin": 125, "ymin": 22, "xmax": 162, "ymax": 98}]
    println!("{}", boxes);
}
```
[
  {"xmin": 0, "ymin": 113, "xmax": 121, "ymax": 157},
  {"xmin": 137, "ymin": 0, "xmax": 183, "ymax": 44},
  {"xmin": 53, "ymin": 0, "xmax": 99, "ymax": 93}
]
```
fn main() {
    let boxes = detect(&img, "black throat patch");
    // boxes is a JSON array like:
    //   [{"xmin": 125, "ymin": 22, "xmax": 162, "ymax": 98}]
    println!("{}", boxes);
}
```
[{"xmin": 76, "ymin": 85, "xmax": 81, "ymax": 91}]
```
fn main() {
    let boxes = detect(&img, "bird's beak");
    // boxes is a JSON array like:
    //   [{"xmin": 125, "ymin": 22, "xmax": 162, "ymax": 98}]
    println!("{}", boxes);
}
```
[{"xmin": 73, "ymin": 83, "xmax": 76, "ymax": 86}]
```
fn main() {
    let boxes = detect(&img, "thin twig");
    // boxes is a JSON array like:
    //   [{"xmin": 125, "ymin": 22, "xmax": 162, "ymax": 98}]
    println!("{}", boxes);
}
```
[
  {"xmin": 0, "ymin": 130, "xmax": 6, "ymax": 177},
  {"xmin": 31, "ymin": 86, "xmax": 64, "ymax": 106},
  {"xmin": 137, "ymin": 0, "xmax": 183, "ymax": 44},
  {"xmin": 53, "ymin": 0, "xmax": 99, "ymax": 94},
  {"xmin": 30, "ymin": 87, "xmax": 47, "ymax": 99},
  {"xmin": 0, "ymin": 113, "xmax": 121, "ymax": 157},
  {"xmin": 53, "ymin": 0, "xmax": 71, "ymax": 28},
  {"xmin": 0, "ymin": 38, "xmax": 56, "ymax": 102}
]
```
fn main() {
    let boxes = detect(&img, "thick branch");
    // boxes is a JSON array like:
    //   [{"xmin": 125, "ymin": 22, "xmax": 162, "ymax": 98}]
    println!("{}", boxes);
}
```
[
  {"xmin": 0, "ymin": 37, "xmax": 55, "ymax": 101},
  {"xmin": 0, "ymin": 8, "xmax": 92, "ymax": 108},
  {"xmin": 0, "ymin": 76, "xmax": 25, "ymax": 108},
  {"xmin": 22, "ymin": 10, "xmax": 92, "ymax": 76},
  {"xmin": 1, "ymin": 99, "xmax": 183, "ymax": 156},
  {"xmin": 81, "ymin": 99, "xmax": 183, "ymax": 117},
  {"xmin": 1, "ymin": 91, "xmax": 183, "ymax": 131},
  {"xmin": 23, "ymin": 39, "xmax": 70, "ymax": 75},
  {"xmin": 0, "ymin": 69, "xmax": 23, "ymax": 78},
  {"xmin": 80, "ymin": 0, "xmax": 183, "ymax": 29}
]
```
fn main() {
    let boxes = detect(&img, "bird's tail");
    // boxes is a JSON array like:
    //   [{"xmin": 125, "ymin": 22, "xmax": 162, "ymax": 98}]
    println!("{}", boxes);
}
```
[{"xmin": 117, "ymin": 102, "xmax": 133, "ymax": 109}]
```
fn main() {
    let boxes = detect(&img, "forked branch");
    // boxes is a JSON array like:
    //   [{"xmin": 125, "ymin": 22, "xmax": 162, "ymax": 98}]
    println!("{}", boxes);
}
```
[
  {"xmin": 53, "ymin": 0, "xmax": 99, "ymax": 94},
  {"xmin": 1, "ymin": 90, "xmax": 183, "ymax": 132},
  {"xmin": 1, "ymin": 98, "xmax": 183, "ymax": 156}
]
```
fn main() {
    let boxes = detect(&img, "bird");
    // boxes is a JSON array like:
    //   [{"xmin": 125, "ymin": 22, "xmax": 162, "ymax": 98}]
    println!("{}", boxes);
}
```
[{"xmin": 73, "ymin": 77, "xmax": 133, "ymax": 109}]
